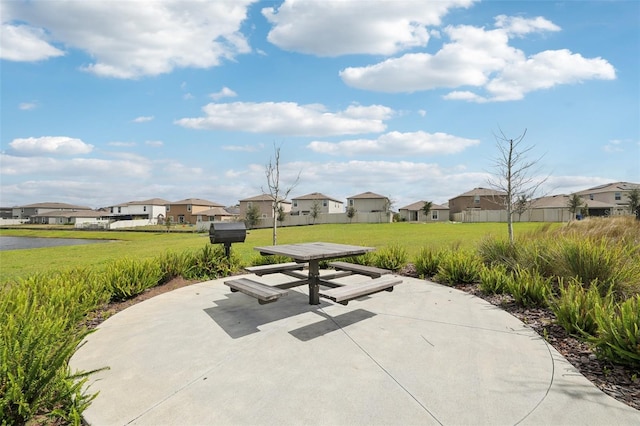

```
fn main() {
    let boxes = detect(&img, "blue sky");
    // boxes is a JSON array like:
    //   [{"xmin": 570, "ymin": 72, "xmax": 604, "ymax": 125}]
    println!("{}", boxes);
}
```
[{"xmin": 1, "ymin": 0, "xmax": 639, "ymax": 210}]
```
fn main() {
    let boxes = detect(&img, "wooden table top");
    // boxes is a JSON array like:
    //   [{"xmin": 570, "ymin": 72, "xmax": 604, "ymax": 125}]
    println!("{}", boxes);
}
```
[{"xmin": 254, "ymin": 242, "xmax": 374, "ymax": 261}]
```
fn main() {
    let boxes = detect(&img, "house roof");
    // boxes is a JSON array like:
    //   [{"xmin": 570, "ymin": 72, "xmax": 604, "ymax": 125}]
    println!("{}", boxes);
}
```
[
  {"xmin": 32, "ymin": 210, "xmax": 104, "ymax": 218},
  {"xmin": 453, "ymin": 187, "xmax": 507, "ymax": 198},
  {"xmin": 529, "ymin": 195, "xmax": 616, "ymax": 209},
  {"xmin": 239, "ymin": 194, "xmax": 291, "ymax": 204},
  {"xmin": 198, "ymin": 207, "xmax": 239, "ymax": 217},
  {"xmin": 291, "ymin": 192, "xmax": 343, "ymax": 203},
  {"xmin": 17, "ymin": 202, "xmax": 92, "ymax": 210},
  {"xmin": 347, "ymin": 191, "xmax": 388, "ymax": 200},
  {"xmin": 168, "ymin": 198, "xmax": 224, "ymax": 207},
  {"xmin": 129, "ymin": 198, "xmax": 171, "ymax": 206},
  {"xmin": 399, "ymin": 201, "xmax": 449, "ymax": 211},
  {"xmin": 575, "ymin": 181, "xmax": 639, "ymax": 195}
]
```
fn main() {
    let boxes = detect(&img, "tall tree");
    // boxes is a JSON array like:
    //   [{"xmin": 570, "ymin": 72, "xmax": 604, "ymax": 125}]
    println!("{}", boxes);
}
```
[
  {"xmin": 244, "ymin": 204, "xmax": 261, "ymax": 229},
  {"xmin": 264, "ymin": 143, "xmax": 300, "ymax": 245},
  {"xmin": 487, "ymin": 129, "xmax": 546, "ymax": 243},
  {"xmin": 421, "ymin": 201, "xmax": 433, "ymax": 221},
  {"xmin": 310, "ymin": 200, "xmax": 321, "ymax": 224}
]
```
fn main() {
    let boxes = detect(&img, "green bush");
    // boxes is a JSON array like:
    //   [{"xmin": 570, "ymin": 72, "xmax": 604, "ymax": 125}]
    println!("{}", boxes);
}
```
[
  {"xmin": 478, "ymin": 263, "xmax": 511, "ymax": 294},
  {"xmin": 373, "ymin": 244, "xmax": 408, "ymax": 271},
  {"xmin": 477, "ymin": 237, "xmax": 518, "ymax": 269},
  {"xmin": 506, "ymin": 266, "xmax": 552, "ymax": 308},
  {"xmin": 158, "ymin": 251, "xmax": 190, "ymax": 283},
  {"xmin": 550, "ymin": 277, "xmax": 613, "ymax": 337},
  {"xmin": 0, "ymin": 271, "xmax": 105, "ymax": 425},
  {"xmin": 103, "ymin": 258, "xmax": 163, "ymax": 302},
  {"xmin": 414, "ymin": 247, "xmax": 442, "ymax": 278},
  {"xmin": 554, "ymin": 237, "xmax": 639, "ymax": 298},
  {"xmin": 435, "ymin": 249, "xmax": 482, "ymax": 285},
  {"xmin": 590, "ymin": 295, "xmax": 640, "ymax": 368},
  {"xmin": 517, "ymin": 238, "xmax": 555, "ymax": 278},
  {"xmin": 183, "ymin": 244, "xmax": 241, "ymax": 280}
]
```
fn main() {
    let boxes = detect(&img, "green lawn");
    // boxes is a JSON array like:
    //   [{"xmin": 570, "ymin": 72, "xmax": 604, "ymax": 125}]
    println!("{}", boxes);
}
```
[{"xmin": 0, "ymin": 222, "xmax": 553, "ymax": 282}]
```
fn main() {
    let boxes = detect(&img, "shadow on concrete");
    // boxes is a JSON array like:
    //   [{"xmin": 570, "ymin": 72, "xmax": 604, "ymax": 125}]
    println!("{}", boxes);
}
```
[{"xmin": 204, "ymin": 289, "xmax": 376, "ymax": 341}]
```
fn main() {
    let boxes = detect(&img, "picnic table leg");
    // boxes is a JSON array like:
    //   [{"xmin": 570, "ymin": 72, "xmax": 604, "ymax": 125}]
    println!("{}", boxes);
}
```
[{"xmin": 308, "ymin": 260, "xmax": 320, "ymax": 305}]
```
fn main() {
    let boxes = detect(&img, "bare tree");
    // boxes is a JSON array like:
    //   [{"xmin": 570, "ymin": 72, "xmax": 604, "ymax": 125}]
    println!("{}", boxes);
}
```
[
  {"xmin": 263, "ymin": 143, "xmax": 300, "ymax": 245},
  {"xmin": 487, "ymin": 129, "xmax": 547, "ymax": 243}
]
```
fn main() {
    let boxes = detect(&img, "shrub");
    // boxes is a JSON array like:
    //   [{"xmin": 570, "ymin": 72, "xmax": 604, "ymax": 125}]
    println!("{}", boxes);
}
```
[
  {"xmin": 183, "ymin": 244, "xmax": 241, "ymax": 280},
  {"xmin": 590, "ymin": 295, "xmax": 640, "ymax": 368},
  {"xmin": 477, "ymin": 237, "xmax": 518, "ymax": 269},
  {"xmin": 373, "ymin": 244, "xmax": 408, "ymax": 271},
  {"xmin": 158, "ymin": 251, "xmax": 190, "ymax": 283},
  {"xmin": 435, "ymin": 249, "xmax": 482, "ymax": 285},
  {"xmin": 478, "ymin": 263, "xmax": 511, "ymax": 294},
  {"xmin": 103, "ymin": 258, "xmax": 163, "ymax": 301},
  {"xmin": 553, "ymin": 237, "xmax": 639, "ymax": 298},
  {"xmin": 549, "ymin": 277, "xmax": 613, "ymax": 337},
  {"xmin": 0, "ymin": 271, "xmax": 105, "ymax": 425},
  {"xmin": 413, "ymin": 247, "xmax": 443, "ymax": 278},
  {"xmin": 506, "ymin": 266, "xmax": 552, "ymax": 308}
]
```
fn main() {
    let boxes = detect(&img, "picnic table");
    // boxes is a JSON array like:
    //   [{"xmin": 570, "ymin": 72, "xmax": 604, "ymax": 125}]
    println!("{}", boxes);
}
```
[{"xmin": 225, "ymin": 242, "xmax": 402, "ymax": 305}]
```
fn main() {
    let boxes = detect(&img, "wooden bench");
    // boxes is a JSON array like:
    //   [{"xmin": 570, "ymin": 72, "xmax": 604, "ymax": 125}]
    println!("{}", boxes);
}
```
[
  {"xmin": 328, "ymin": 261, "xmax": 392, "ymax": 278},
  {"xmin": 319, "ymin": 276, "xmax": 402, "ymax": 305},
  {"xmin": 224, "ymin": 278, "xmax": 289, "ymax": 304},
  {"xmin": 245, "ymin": 262, "xmax": 307, "ymax": 276}
]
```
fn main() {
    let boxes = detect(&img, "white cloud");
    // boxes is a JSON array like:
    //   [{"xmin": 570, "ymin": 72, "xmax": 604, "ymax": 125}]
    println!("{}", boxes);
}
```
[
  {"xmin": 145, "ymin": 140, "xmax": 164, "ymax": 147},
  {"xmin": 308, "ymin": 131, "xmax": 480, "ymax": 156},
  {"xmin": 19, "ymin": 102, "xmax": 38, "ymax": 110},
  {"xmin": 340, "ymin": 17, "xmax": 615, "ymax": 101},
  {"xmin": 108, "ymin": 141, "xmax": 136, "ymax": 147},
  {"xmin": 9, "ymin": 136, "xmax": 94, "ymax": 156},
  {"xmin": 223, "ymin": 144, "xmax": 264, "ymax": 152},
  {"xmin": 175, "ymin": 102, "xmax": 392, "ymax": 136},
  {"xmin": 1, "ymin": 0, "xmax": 256, "ymax": 78},
  {"xmin": 0, "ymin": 24, "xmax": 65, "ymax": 61},
  {"xmin": 0, "ymin": 153, "xmax": 150, "ymax": 178},
  {"xmin": 263, "ymin": 0, "xmax": 476, "ymax": 56},
  {"xmin": 132, "ymin": 116, "xmax": 154, "ymax": 123},
  {"xmin": 210, "ymin": 87, "xmax": 238, "ymax": 100}
]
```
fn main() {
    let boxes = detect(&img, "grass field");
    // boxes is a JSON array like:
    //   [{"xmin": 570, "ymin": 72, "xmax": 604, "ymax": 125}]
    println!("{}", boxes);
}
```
[{"xmin": 0, "ymin": 222, "xmax": 553, "ymax": 282}]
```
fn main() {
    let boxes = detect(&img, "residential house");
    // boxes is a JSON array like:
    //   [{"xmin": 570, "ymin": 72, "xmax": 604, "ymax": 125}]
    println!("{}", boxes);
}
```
[
  {"xmin": 346, "ymin": 192, "xmax": 390, "ymax": 213},
  {"xmin": 197, "ymin": 206, "xmax": 240, "ymax": 222},
  {"xmin": 239, "ymin": 194, "xmax": 292, "ymax": 219},
  {"xmin": 166, "ymin": 198, "xmax": 225, "ymax": 225},
  {"xmin": 448, "ymin": 187, "xmax": 506, "ymax": 218},
  {"xmin": 527, "ymin": 194, "xmax": 615, "ymax": 221},
  {"xmin": 12, "ymin": 202, "xmax": 93, "ymax": 223},
  {"xmin": 398, "ymin": 201, "xmax": 450, "ymax": 222},
  {"xmin": 106, "ymin": 198, "xmax": 169, "ymax": 222},
  {"xmin": 290, "ymin": 192, "xmax": 344, "ymax": 216},
  {"xmin": 31, "ymin": 209, "xmax": 106, "ymax": 225},
  {"xmin": 574, "ymin": 182, "xmax": 639, "ymax": 216}
]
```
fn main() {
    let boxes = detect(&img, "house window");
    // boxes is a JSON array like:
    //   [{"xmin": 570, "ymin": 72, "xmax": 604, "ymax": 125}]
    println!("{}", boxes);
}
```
[
  {"xmin": 118, "ymin": 207, "xmax": 121, "ymax": 213},
  {"xmin": 432, "ymin": 210, "xmax": 439, "ymax": 220},
  {"xmin": 247, "ymin": 202, "xmax": 252, "ymax": 208},
  {"xmin": 178, "ymin": 215, "xmax": 185, "ymax": 223},
  {"xmin": 293, "ymin": 200, "xmax": 298, "ymax": 207},
  {"xmin": 187, "ymin": 205, "xmax": 192, "ymax": 212},
  {"xmin": 589, "ymin": 194, "xmax": 594, "ymax": 200},
  {"xmin": 474, "ymin": 195, "xmax": 480, "ymax": 204},
  {"xmin": 110, "ymin": 207, "xmax": 114, "ymax": 213},
  {"xmin": 167, "ymin": 205, "xmax": 171, "ymax": 212},
  {"xmin": 143, "ymin": 206, "xmax": 147, "ymax": 212},
  {"xmin": 615, "ymin": 192, "xmax": 621, "ymax": 201},
  {"xmin": 323, "ymin": 200, "xmax": 327, "ymax": 207},
  {"xmin": 349, "ymin": 199, "xmax": 354, "ymax": 206}
]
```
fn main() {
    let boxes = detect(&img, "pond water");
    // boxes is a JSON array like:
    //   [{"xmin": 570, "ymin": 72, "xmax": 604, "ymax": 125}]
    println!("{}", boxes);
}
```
[{"xmin": 0, "ymin": 236, "xmax": 114, "ymax": 251}]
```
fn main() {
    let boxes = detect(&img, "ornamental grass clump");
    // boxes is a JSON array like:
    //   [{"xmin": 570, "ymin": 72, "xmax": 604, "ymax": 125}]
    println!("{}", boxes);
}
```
[
  {"xmin": 158, "ymin": 250, "xmax": 191, "ymax": 283},
  {"xmin": 590, "ymin": 295, "xmax": 640, "ymax": 368},
  {"xmin": 477, "ymin": 237, "xmax": 519, "ymax": 270},
  {"xmin": 478, "ymin": 263, "xmax": 511, "ymax": 294},
  {"xmin": 373, "ymin": 244, "xmax": 408, "ymax": 272},
  {"xmin": 554, "ymin": 237, "xmax": 639, "ymax": 298},
  {"xmin": 103, "ymin": 258, "xmax": 163, "ymax": 302},
  {"xmin": 549, "ymin": 277, "xmax": 613, "ymax": 337},
  {"xmin": 0, "ymin": 270, "xmax": 106, "ymax": 425},
  {"xmin": 506, "ymin": 265, "xmax": 552, "ymax": 308},
  {"xmin": 413, "ymin": 246, "xmax": 443, "ymax": 278},
  {"xmin": 435, "ymin": 249, "xmax": 482, "ymax": 285}
]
